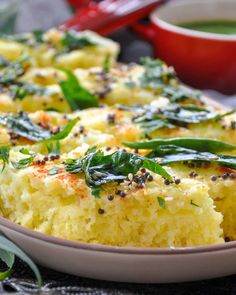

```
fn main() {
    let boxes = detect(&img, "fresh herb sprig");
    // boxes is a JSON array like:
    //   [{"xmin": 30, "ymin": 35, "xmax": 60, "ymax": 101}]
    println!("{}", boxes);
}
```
[
  {"xmin": 65, "ymin": 147, "xmax": 171, "ymax": 197},
  {"xmin": 137, "ymin": 57, "xmax": 201, "ymax": 103},
  {"xmin": 0, "ymin": 112, "xmax": 78, "ymax": 142},
  {"xmin": 60, "ymin": 69, "xmax": 98, "ymax": 111},
  {"xmin": 61, "ymin": 30, "xmax": 97, "ymax": 53},
  {"xmin": 127, "ymin": 104, "xmax": 233, "ymax": 135},
  {"xmin": 11, "ymin": 148, "xmax": 36, "ymax": 169},
  {"xmin": 0, "ymin": 146, "xmax": 10, "ymax": 172}
]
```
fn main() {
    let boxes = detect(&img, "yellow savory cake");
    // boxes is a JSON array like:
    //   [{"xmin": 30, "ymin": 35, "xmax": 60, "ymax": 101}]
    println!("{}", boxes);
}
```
[{"xmin": 0, "ymin": 29, "xmax": 235, "ymax": 248}]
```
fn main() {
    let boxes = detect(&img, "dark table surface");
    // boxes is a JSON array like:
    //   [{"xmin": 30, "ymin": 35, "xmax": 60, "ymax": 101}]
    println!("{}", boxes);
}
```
[{"xmin": 1, "ymin": 1, "xmax": 236, "ymax": 294}]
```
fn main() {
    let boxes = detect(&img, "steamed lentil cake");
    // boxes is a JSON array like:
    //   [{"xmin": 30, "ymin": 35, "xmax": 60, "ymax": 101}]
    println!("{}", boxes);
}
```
[
  {"xmin": 0, "ymin": 149, "xmax": 223, "ymax": 247},
  {"xmin": 0, "ymin": 29, "xmax": 119, "ymax": 69},
  {"xmin": 0, "ymin": 29, "xmax": 236, "ymax": 248}
]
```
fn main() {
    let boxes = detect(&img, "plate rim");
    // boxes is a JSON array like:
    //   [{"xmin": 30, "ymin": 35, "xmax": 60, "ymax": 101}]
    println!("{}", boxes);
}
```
[{"xmin": 0, "ymin": 216, "xmax": 235, "ymax": 255}]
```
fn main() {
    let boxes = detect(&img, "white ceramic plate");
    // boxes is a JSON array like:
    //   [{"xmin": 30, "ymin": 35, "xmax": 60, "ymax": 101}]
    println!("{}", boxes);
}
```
[{"xmin": 1, "ymin": 216, "xmax": 236, "ymax": 283}]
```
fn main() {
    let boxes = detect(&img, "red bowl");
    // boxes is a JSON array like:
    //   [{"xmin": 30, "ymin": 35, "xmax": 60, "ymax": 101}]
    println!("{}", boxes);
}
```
[{"xmin": 133, "ymin": 0, "xmax": 236, "ymax": 95}]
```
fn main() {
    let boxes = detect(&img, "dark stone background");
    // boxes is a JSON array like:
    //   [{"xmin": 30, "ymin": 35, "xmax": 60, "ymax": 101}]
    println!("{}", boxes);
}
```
[{"xmin": 1, "ymin": 1, "xmax": 236, "ymax": 294}]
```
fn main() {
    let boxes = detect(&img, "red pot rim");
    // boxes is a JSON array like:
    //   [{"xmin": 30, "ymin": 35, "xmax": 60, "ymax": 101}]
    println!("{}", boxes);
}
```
[{"xmin": 150, "ymin": 0, "xmax": 236, "ymax": 42}]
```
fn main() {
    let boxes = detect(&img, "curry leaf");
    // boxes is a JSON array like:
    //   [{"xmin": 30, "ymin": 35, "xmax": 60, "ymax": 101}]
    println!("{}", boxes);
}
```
[
  {"xmin": 124, "ymin": 137, "xmax": 236, "ymax": 153},
  {"xmin": 10, "ymin": 82, "xmax": 48, "ymax": 100},
  {"xmin": 0, "ymin": 146, "xmax": 10, "ymax": 172},
  {"xmin": 59, "ymin": 69, "xmax": 98, "ymax": 111},
  {"xmin": 139, "ymin": 57, "xmax": 175, "ymax": 89},
  {"xmin": 0, "ymin": 112, "xmax": 78, "ymax": 142},
  {"xmin": 146, "ymin": 145, "xmax": 236, "ymax": 170},
  {"xmin": 61, "ymin": 30, "xmax": 97, "ymax": 52},
  {"xmin": 0, "ymin": 234, "xmax": 42, "ymax": 287}
]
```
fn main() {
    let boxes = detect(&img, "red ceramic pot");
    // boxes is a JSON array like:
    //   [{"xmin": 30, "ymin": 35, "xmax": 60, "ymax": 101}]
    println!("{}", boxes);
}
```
[{"xmin": 133, "ymin": 0, "xmax": 236, "ymax": 95}]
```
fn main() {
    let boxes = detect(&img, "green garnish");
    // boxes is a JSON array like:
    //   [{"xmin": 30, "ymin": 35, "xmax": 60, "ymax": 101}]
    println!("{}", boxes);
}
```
[
  {"xmin": 46, "ymin": 140, "xmax": 61, "ymax": 156},
  {"xmin": 140, "ymin": 57, "xmax": 175, "ymax": 89},
  {"xmin": 157, "ymin": 197, "xmax": 166, "ymax": 209},
  {"xmin": 59, "ymin": 69, "xmax": 98, "ymax": 111},
  {"xmin": 124, "ymin": 137, "xmax": 236, "ymax": 153},
  {"xmin": 11, "ymin": 148, "xmax": 36, "ymax": 169},
  {"xmin": 10, "ymin": 83, "xmax": 48, "ymax": 100},
  {"xmin": 48, "ymin": 167, "xmax": 60, "ymax": 175},
  {"xmin": 0, "ymin": 234, "xmax": 42, "ymax": 287},
  {"xmin": 65, "ymin": 147, "xmax": 171, "ymax": 197},
  {"xmin": 61, "ymin": 30, "xmax": 97, "ymax": 53},
  {"xmin": 0, "ymin": 145, "xmax": 10, "ymax": 172},
  {"xmin": 103, "ymin": 55, "xmax": 111, "ymax": 73},
  {"xmin": 0, "ymin": 61, "xmax": 25, "ymax": 84},
  {"xmin": 190, "ymin": 200, "xmax": 200, "ymax": 208},
  {"xmin": 32, "ymin": 30, "xmax": 44, "ymax": 43},
  {"xmin": 146, "ymin": 145, "xmax": 236, "ymax": 170},
  {"xmin": 0, "ymin": 30, "xmax": 44, "ymax": 46},
  {"xmin": 139, "ymin": 57, "xmax": 201, "ymax": 103},
  {"xmin": 0, "ymin": 112, "xmax": 78, "ymax": 142},
  {"xmin": 129, "ymin": 104, "xmax": 228, "ymax": 135}
]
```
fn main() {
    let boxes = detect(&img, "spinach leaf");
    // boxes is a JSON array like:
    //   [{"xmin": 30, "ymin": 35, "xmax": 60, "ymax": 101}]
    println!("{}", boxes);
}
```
[
  {"xmin": 0, "ymin": 112, "xmax": 78, "ymax": 142},
  {"xmin": 124, "ymin": 137, "xmax": 236, "ymax": 153},
  {"xmin": 0, "ymin": 146, "xmax": 10, "ymax": 172},
  {"xmin": 60, "ymin": 69, "xmax": 98, "ymax": 111},
  {"xmin": 61, "ymin": 30, "xmax": 97, "ymax": 52},
  {"xmin": 65, "ymin": 148, "xmax": 171, "ymax": 196}
]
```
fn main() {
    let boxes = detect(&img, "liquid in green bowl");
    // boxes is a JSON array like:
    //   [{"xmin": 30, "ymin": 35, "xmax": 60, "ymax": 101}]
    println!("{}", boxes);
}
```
[{"xmin": 178, "ymin": 20, "xmax": 236, "ymax": 35}]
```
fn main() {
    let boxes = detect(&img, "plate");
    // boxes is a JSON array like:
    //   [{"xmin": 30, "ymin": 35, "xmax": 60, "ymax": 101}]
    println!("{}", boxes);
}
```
[{"xmin": 1, "ymin": 216, "xmax": 236, "ymax": 283}]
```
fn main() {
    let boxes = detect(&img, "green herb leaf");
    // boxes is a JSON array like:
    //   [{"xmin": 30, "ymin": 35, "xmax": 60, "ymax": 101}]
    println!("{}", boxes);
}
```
[
  {"xmin": 0, "ymin": 233, "xmax": 42, "ymax": 287},
  {"xmin": 157, "ymin": 197, "xmax": 166, "ymax": 209},
  {"xmin": 190, "ymin": 200, "xmax": 200, "ymax": 208},
  {"xmin": 146, "ymin": 145, "xmax": 236, "ymax": 170},
  {"xmin": 11, "ymin": 149, "xmax": 36, "ymax": 169},
  {"xmin": 32, "ymin": 30, "xmax": 44, "ymax": 43},
  {"xmin": 0, "ymin": 249, "xmax": 14, "ymax": 280},
  {"xmin": 65, "ymin": 148, "xmax": 171, "ymax": 196},
  {"xmin": 46, "ymin": 140, "xmax": 61, "ymax": 156},
  {"xmin": 0, "ymin": 146, "xmax": 10, "ymax": 172},
  {"xmin": 103, "ymin": 55, "xmax": 111, "ymax": 73},
  {"xmin": 139, "ymin": 57, "xmax": 175, "ymax": 89},
  {"xmin": 50, "ymin": 118, "xmax": 79, "ymax": 140},
  {"xmin": 10, "ymin": 82, "xmax": 48, "ymax": 100},
  {"xmin": 0, "ymin": 112, "xmax": 78, "ymax": 142},
  {"xmin": 131, "ymin": 104, "xmax": 222, "ymax": 135},
  {"xmin": 61, "ymin": 30, "xmax": 97, "ymax": 52},
  {"xmin": 60, "ymin": 69, "xmax": 98, "ymax": 111},
  {"xmin": 124, "ymin": 137, "xmax": 236, "ymax": 153},
  {"xmin": 48, "ymin": 167, "xmax": 60, "ymax": 175}
]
